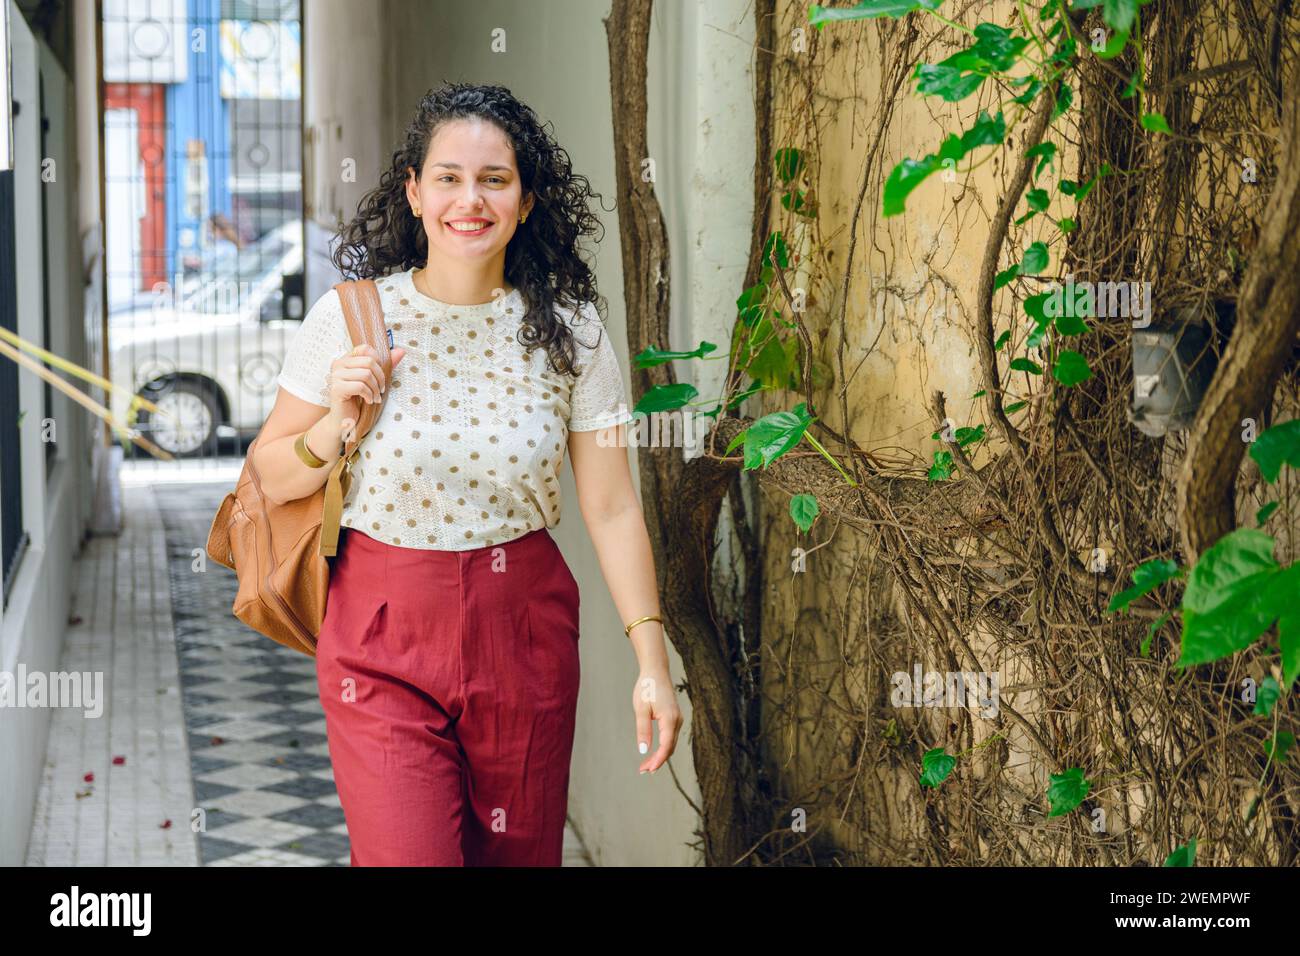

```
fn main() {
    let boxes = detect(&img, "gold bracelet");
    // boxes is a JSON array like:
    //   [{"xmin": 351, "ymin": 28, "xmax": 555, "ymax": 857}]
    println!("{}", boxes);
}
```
[
  {"xmin": 294, "ymin": 431, "xmax": 329, "ymax": 468},
  {"xmin": 624, "ymin": 614, "xmax": 662, "ymax": 638}
]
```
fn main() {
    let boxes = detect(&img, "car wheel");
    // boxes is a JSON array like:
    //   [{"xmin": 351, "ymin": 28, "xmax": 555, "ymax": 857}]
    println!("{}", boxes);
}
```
[{"xmin": 135, "ymin": 379, "xmax": 222, "ymax": 458}]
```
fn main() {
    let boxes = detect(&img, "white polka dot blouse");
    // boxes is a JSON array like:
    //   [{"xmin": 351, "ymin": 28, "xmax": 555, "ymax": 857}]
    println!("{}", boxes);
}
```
[{"xmin": 276, "ymin": 266, "xmax": 633, "ymax": 550}]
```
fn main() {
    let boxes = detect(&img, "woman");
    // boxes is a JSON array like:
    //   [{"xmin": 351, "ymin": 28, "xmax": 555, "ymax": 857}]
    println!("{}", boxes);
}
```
[{"xmin": 252, "ymin": 83, "xmax": 681, "ymax": 866}]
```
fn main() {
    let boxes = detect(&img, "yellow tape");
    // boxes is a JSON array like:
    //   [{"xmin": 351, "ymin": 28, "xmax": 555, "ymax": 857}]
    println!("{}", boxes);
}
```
[
  {"xmin": 0, "ymin": 337, "xmax": 174, "ymax": 460},
  {"xmin": 0, "ymin": 324, "xmax": 169, "ymax": 418}
]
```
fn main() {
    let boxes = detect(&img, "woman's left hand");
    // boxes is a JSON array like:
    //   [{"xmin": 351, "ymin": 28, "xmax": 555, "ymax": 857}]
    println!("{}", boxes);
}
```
[{"xmin": 633, "ymin": 665, "xmax": 682, "ymax": 774}]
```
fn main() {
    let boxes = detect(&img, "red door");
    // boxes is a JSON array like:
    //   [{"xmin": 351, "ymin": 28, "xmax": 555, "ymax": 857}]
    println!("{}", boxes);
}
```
[{"xmin": 104, "ymin": 82, "xmax": 167, "ymax": 292}]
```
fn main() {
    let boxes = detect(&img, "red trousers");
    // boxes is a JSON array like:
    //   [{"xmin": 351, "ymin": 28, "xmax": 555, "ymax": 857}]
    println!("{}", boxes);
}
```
[{"xmin": 315, "ymin": 526, "xmax": 581, "ymax": 866}]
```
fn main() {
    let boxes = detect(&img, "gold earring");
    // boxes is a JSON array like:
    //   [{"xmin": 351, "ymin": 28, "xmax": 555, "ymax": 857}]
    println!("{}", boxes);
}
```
[
  {"xmin": 519, "ymin": 212, "xmax": 527, "ymax": 224},
  {"xmin": 413, "ymin": 206, "xmax": 421, "ymax": 216}
]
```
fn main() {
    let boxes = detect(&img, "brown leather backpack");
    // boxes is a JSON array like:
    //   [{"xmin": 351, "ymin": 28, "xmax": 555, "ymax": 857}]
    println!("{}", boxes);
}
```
[{"xmin": 205, "ymin": 278, "xmax": 391, "ymax": 657}]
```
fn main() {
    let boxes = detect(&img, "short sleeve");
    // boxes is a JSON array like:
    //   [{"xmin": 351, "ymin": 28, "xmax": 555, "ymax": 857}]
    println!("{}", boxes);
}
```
[
  {"xmin": 277, "ymin": 288, "xmax": 352, "ymax": 407},
  {"xmin": 566, "ymin": 302, "xmax": 634, "ymax": 432}
]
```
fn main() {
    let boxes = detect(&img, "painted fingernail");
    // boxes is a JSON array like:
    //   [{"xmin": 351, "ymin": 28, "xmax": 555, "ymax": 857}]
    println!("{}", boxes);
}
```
[
  {"xmin": 639, "ymin": 742, "xmax": 648, "ymax": 754},
  {"xmin": 639, "ymin": 769, "xmax": 648, "ymax": 775}
]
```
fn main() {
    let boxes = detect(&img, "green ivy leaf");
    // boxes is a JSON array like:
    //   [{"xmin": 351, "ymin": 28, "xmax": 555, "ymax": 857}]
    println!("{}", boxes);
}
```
[
  {"xmin": 634, "ymin": 382, "xmax": 699, "ymax": 415},
  {"xmin": 994, "ymin": 330, "xmax": 1011, "ymax": 350},
  {"xmin": 1101, "ymin": 0, "xmax": 1138, "ymax": 33},
  {"xmin": 1055, "ymin": 312, "xmax": 1091, "ymax": 336},
  {"xmin": 727, "ymin": 402, "xmax": 815, "ymax": 470},
  {"xmin": 1264, "ymin": 731, "xmax": 1295, "ymax": 764},
  {"xmin": 913, "ymin": 22, "xmax": 1030, "ymax": 102},
  {"xmin": 1016, "ymin": 187, "xmax": 1051, "ymax": 224},
  {"xmin": 1010, "ymin": 357, "xmax": 1042, "ymax": 375},
  {"xmin": 734, "ymin": 311, "xmax": 799, "ymax": 389},
  {"xmin": 1279, "ymin": 590, "xmax": 1300, "ymax": 691},
  {"xmin": 1049, "ymin": 34, "xmax": 1078, "ymax": 66},
  {"xmin": 1004, "ymin": 400, "xmax": 1027, "ymax": 414},
  {"xmin": 965, "ymin": 22, "xmax": 1031, "ymax": 70},
  {"xmin": 633, "ymin": 341, "xmax": 718, "ymax": 367},
  {"xmin": 920, "ymin": 747, "xmax": 957, "ymax": 787},
  {"xmin": 1177, "ymin": 531, "xmax": 1287, "ymax": 668},
  {"xmin": 882, "ymin": 111, "xmax": 1005, "ymax": 217},
  {"xmin": 883, "ymin": 157, "xmax": 942, "ymax": 218},
  {"xmin": 928, "ymin": 450, "xmax": 955, "ymax": 480},
  {"xmin": 1253, "ymin": 675, "xmax": 1281, "ymax": 717},
  {"xmin": 1052, "ymin": 349, "xmax": 1093, "ymax": 385},
  {"xmin": 1024, "ymin": 291, "xmax": 1053, "ymax": 348},
  {"xmin": 1122, "ymin": 71, "xmax": 1141, "ymax": 98},
  {"xmin": 1182, "ymin": 531, "xmax": 1281, "ymax": 615},
  {"xmin": 790, "ymin": 493, "xmax": 820, "ymax": 532},
  {"xmin": 1019, "ymin": 241, "xmax": 1049, "ymax": 276},
  {"xmin": 913, "ymin": 64, "xmax": 988, "ymax": 101},
  {"xmin": 736, "ymin": 283, "xmax": 767, "ymax": 326},
  {"xmin": 1107, "ymin": 558, "xmax": 1180, "ymax": 613},
  {"xmin": 1141, "ymin": 111, "xmax": 1172, "ymax": 134},
  {"xmin": 763, "ymin": 231, "xmax": 790, "ymax": 270},
  {"xmin": 1057, "ymin": 216, "xmax": 1077, "ymax": 233},
  {"xmin": 1052, "ymin": 82, "xmax": 1074, "ymax": 120},
  {"xmin": 809, "ymin": 0, "xmax": 945, "ymax": 28},
  {"xmin": 1012, "ymin": 78, "xmax": 1045, "ymax": 105},
  {"xmin": 1026, "ymin": 141, "xmax": 1057, "ymax": 178},
  {"xmin": 780, "ymin": 189, "xmax": 809, "ymax": 214},
  {"xmin": 1256, "ymin": 501, "xmax": 1279, "ymax": 526},
  {"xmin": 955, "ymin": 424, "xmax": 986, "ymax": 447},
  {"xmin": 774, "ymin": 147, "xmax": 804, "ymax": 184},
  {"xmin": 1249, "ymin": 419, "xmax": 1300, "ymax": 483},
  {"xmin": 994, "ymin": 266, "xmax": 1020, "ymax": 290},
  {"xmin": 1163, "ymin": 837, "xmax": 1197, "ymax": 867},
  {"xmin": 1047, "ymin": 768, "xmax": 1090, "ymax": 817}
]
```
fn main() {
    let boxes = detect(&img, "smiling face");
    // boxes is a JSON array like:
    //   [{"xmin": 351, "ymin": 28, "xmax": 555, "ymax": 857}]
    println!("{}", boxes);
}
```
[{"xmin": 405, "ymin": 117, "xmax": 534, "ymax": 270}]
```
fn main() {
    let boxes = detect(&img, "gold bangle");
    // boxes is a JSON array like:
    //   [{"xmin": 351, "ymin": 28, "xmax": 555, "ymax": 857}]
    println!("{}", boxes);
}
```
[
  {"xmin": 294, "ymin": 431, "xmax": 328, "ymax": 468},
  {"xmin": 624, "ymin": 614, "xmax": 662, "ymax": 638}
]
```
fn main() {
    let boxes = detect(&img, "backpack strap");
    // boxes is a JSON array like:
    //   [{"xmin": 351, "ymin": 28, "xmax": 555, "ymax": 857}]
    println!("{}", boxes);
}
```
[{"xmin": 320, "ymin": 278, "xmax": 391, "ymax": 557}]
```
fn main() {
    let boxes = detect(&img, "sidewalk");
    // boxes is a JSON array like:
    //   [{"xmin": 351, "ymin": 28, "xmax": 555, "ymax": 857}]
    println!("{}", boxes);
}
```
[{"xmin": 26, "ymin": 469, "xmax": 591, "ymax": 866}]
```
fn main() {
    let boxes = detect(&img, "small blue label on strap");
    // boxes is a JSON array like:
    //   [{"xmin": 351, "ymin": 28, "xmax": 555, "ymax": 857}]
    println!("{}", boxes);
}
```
[{"xmin": 386, "ymin": 328, "xmax": 394, "ymax": 349}]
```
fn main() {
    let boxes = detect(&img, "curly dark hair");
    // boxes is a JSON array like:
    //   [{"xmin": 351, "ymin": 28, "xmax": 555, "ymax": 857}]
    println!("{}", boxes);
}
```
[{"xmin": 330, "ymin": 83, "xmax": 608, "ymax": 377}]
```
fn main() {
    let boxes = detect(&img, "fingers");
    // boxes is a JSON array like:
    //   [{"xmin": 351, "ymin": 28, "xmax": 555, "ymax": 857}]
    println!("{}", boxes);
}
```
[
  {"xmin": 646, "ymin": 712, "xmax": 677, "ymax": 773},
  {"xmin": 390, "ymin": 346, "xmax": 406, "ymax": 366},
  {"xmin": 636, "ymin": 704, "xmax": 681, "ymax": 775},
  {"xmin": 331, "ymin": 346, "xmax": 388, "ymax": 403},
  {"xmin": 636, "ymin": 705, "xmax": 653, "ymax": 761},
  {"xmin": 342, "ymin": 366, "xmax": 384, "ymax": 403},
  {"xmin": 333, "ymin": 367, "xmax": 382, "ymax": 404}
]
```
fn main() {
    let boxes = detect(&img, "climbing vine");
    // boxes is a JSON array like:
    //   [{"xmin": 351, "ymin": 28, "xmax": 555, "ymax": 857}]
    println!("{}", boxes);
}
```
[{"xmin": 620, "ymin": 0, "xmax": 1300, "ymax": 864}]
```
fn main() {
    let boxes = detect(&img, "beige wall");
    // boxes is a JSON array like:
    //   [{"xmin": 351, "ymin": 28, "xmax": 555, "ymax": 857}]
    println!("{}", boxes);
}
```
[{"xmin": 302, "ymin": 0, "xmax": 389, "ymax": 302}]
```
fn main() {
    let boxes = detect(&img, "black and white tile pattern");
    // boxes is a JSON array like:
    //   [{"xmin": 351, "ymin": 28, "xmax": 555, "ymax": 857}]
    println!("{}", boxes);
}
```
[{"xmin": 153, "ymin": 482, "xmax": 350, "ymax": 866}]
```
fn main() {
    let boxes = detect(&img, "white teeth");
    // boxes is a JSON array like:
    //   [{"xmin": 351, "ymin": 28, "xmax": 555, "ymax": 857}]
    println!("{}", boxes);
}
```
[{"xmin": 448, "ymin": 221, "xmax": 490, "ymax": 232}]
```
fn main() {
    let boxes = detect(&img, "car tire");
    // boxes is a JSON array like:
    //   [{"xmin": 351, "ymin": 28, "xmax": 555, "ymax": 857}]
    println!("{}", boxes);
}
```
[{"xmin": 134, "ymin": 378, "xmax": 223, "ymax": 458}]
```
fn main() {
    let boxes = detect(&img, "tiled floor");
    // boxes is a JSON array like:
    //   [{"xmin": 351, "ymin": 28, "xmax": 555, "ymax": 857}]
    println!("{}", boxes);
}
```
[
  {"xmin": 25, "ymin": 482, "xmax": 200, "ymax": 866},
  {"xmin": 27, "ymin": 471, "xmax": 592, "ymax": 866},
  {"xmin": 153, "ymin": 480, "xmax": 350, "ymax": 865}
]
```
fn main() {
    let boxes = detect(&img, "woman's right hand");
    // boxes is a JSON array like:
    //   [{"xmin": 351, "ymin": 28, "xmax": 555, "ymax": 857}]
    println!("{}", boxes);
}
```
[{"xmin": 327, "ymin": 344, "xmax": 406, "ymax": 434}]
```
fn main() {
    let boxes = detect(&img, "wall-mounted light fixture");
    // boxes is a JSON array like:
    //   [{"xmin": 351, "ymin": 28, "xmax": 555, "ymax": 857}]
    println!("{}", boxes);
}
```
[{"xmin": 1127, "ymin": 303, "xmax": 1224, "ymax": 437}]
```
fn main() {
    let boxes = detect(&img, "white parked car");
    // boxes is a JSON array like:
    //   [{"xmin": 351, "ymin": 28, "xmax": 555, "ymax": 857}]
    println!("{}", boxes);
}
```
[{"xmin": 109, "ymin": 221, "xmax": 304, "ymax": 457}]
